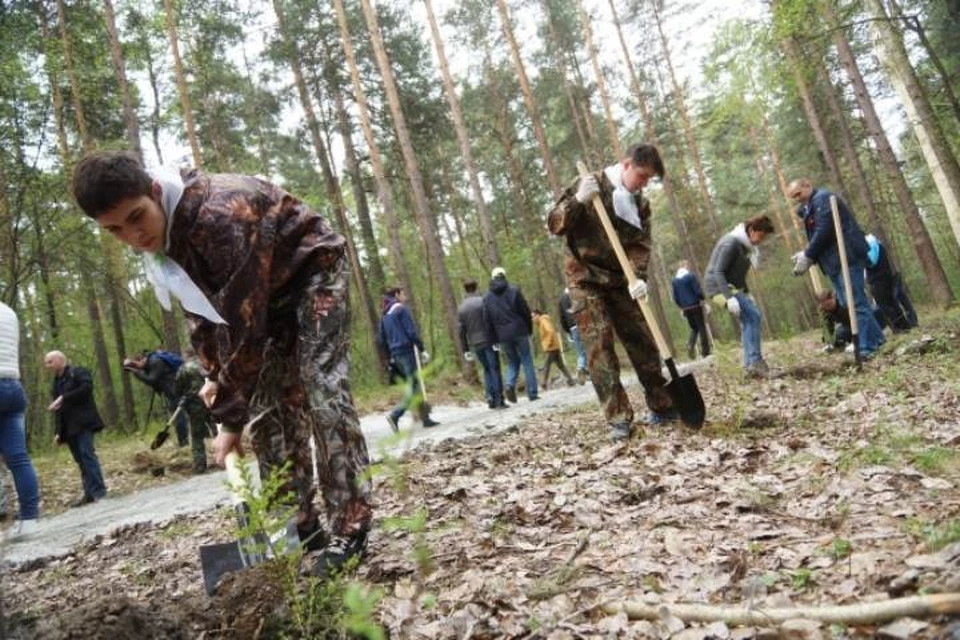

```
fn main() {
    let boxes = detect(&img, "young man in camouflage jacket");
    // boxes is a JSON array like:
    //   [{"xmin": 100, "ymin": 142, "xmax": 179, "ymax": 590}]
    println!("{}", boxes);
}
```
[
  {"xmin": 72, "ymin": 151, "xmax": 371, "ymax": 574},
  {"xmin": 547, "ymin": 143, "xmax": 676, "ymax": 442}
]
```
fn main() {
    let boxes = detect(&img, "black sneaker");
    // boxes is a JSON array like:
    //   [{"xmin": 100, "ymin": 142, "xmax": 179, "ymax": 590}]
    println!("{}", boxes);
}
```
[
  {"xmin": 70, "ymin": 494, "xmax": 95, "ymax": 508},
  {"xmin": 423, "ymin": 417, "xmax": 440, "ymax": 428},
  {"xmin": 386, "ymin": 414, "xmax": 399, "ymax": 433},
  {"xmin": 610, "ymin": 421, "xmax": 634, "ymax": 442},
  {"xmin": 505, "ymin": 387, "xmax": 517, "ymax": 403},
  {"xmin": 309, "ymin": 531, "xmax": 368, "ymax": 577}
]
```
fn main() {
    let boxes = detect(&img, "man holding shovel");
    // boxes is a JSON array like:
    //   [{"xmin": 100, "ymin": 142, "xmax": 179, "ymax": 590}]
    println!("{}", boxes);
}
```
[
  {"xmin": 788, "ymin": 179, "xmax": 885, "ymax": 359},
  {"xmin": 547, "ymin": 143, "xmax": 677, "ymax": 441}
]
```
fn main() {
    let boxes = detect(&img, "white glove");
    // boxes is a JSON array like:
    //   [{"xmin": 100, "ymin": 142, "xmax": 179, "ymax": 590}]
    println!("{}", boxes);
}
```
[
  {"xmin": 575, "ymin": 174, "xmax": 599, "ymax": 204},
  {"xmin": 792, "ymin": 251, "xmax": 813, "ymax": 276},
  {"xmin": 628, "ymin": 279, "xmax": 648, "ymax": 300},
  {"xmin": 463, "ymin": 351, "xmax": 475, "ymax": 362},
  {"xmin": 492, "ymin": 344, "xmax": 500, "ymax": 352},
  {"xmin": 702, "ymin": 301, "xmax": 711, "ymax": 316},
  {"xmin": 726, "ymin": 296, "xmax": 741, "ymax": 317},
  {"xmin": 420, "ymin": 350, "xmax": 430, "ymax": 364}
]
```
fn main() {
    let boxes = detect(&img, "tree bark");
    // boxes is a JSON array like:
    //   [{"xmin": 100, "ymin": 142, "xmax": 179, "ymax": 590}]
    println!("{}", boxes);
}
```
[
  {"xmin": 828, "ymin": 0, "xmax": 955, "ymax": 306},
  {"xmin": 358, "ymin": 0, "xmax": 469, "ymax": 367},
  {"xmin": 495, "ymin": 0, "xmax": 562, "ymax": 198},
  {"xmin": 102, "ymin": 0, "xmax": 142, "ymax": 160},
  {"xmin": 576, "ymin": 0, "xmax": 621, "ymax": 157},
  {"xmin": 163, "ymin": 0, "xmax": 202, "ymax": 168},
  {"xmin": 424, "ymin": 0, "xmax": 500, "ymax": 269}
]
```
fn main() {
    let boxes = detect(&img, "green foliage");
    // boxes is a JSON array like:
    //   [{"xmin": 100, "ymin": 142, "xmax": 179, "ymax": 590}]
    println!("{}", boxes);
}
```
[
  {"xmin": 904, "ymin": 517, "xmax": 960, "ymax": 552},
  {"xmin": 789, "ymin": 567, "xmax": 814, "ymax": 590}
]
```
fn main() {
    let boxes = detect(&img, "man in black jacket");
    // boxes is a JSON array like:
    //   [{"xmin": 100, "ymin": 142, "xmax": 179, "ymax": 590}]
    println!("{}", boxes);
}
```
[
  {"xmin": 44, "ymin": 351, "xmax": 107, "ymax": 507},
  {"xmin": 483, "ymin": 268, "xmax": 538, "ymax": 403},
  {"xmin": 458, "ymin": 278, "xmax": 505, "ymax": 409}
]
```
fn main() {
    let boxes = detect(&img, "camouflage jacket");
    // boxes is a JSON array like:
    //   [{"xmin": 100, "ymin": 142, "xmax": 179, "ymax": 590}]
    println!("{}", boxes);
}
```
[
  {"xmin": 173, "ymin": 359, "xmax": 207, "ymax": 414},
  {"xmin": 166, "ymin": 171, "xmax": 345, "ymax": 431},
  {"xmin": 546, "ymin": 171, "xmax": 653, "ymax": 290}
]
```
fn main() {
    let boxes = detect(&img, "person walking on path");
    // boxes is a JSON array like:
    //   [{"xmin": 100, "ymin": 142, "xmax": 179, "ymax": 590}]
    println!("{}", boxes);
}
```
[
  {"xmin": 788, "ymin": 178, "xmax": 885, "ymax": 358},
  {"xmin": 72, "ymin": 150, "xmax": 371, "ymax": 575},
  {"xmin": 123, "ymin": 349, "xmax": 189, "ymax": 447},
  {"xmin": 457, "ymin": 279, "xmax": 505, "ymax": 410},
  {"xmin": 704, "ymin": 215, "xmax": 774, "ymax": 378},
  {"xmin": 483, "ymin": 268, "xmax": 538, "ymax": 403},
  {"xmin": 0, "ymin": 302, "xmax": 40, "ymax": 538},
  {"xmin": 44, "ymin": 351, "xmax": 107, "ymax": 508},
  {"xmin": 379, "ymin": 287, "xmax": 440, "ymax": 430},
  {"xmin": 546, "ymin": 143, "xmax": 676, "ymax": 442},
  {"xmin": 532, "ymin": 310, "xmax": 575, "ymax": 390},
  {"xmin": 558, "ymin": 289, "xmax": 588, "ymax": 384},
  {"xmin": 670, "ymin": 261, "xmax": 711, "ymax": 360},
  {"xmin": 865, "ymin": 234, "xmax": 918, "ymax": 333}
]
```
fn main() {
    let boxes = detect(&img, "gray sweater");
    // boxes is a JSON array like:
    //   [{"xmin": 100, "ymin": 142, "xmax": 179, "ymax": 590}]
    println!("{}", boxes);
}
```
[{"xmin": 704, "ymin": 234, "xmax": 752, "ymax": 299}]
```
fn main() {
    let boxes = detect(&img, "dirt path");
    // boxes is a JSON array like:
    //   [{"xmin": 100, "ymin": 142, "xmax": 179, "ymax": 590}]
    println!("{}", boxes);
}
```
[{"xmin": 3, "ymin": 364, "xmax": 705, "ymax": 566}]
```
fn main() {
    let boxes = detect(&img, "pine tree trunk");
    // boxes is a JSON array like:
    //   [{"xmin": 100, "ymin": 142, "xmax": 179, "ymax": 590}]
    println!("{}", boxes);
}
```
[
  {"xmin": 102, "ymin": 0, "xmax": 142, "ymax": 160},
  {"xmin": 161, "ymin": 309, "xmax": 182, "ymax": 352},
  {"xmin": 332, "ymin": 0, "xmax": 418, "ymax": 318},
  {"xmin": 495, "ymin": 0, "xmax": 562, "ymax": 198},
  {"xmin": 424, "ymin": 0, "xmax": 500, "ymax": 269},
  {"xmin": 83, "ymin": 281, "xmax": 120, "ymax": 427},
  {"xmin": 576, "ymin": 0, "xmax": 621, "ymax": 157},
  {"xmin": 358, "ymin": 0, "xmax": 468, "ymax": 366},
  {"xmin": 163, "ymin": 0, "xmax": 202, "ymax": 168},
  {"xmin": 829, "ymin": 0, "xmax": 955, "ymax": 306}
]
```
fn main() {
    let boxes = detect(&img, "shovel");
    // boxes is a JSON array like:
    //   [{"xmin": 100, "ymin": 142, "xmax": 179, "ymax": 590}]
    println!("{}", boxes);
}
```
[
  {"xmin": 149, "ymin": 404, "xmax": 185, "ymax": 450},
  {"xmin": 577, "ymin": 161, "xmax": 705, "ymax": 428},
  {"xmin": 199, "ymin": 413, "xmax": 301, "ymax": 595},
  {"xmin": 413, "ymin": 345, "xmax": 433, "ymax": 421},
  {"xmin": 830, "ymin": 195, "xmax": 862, "ymax": 370}
]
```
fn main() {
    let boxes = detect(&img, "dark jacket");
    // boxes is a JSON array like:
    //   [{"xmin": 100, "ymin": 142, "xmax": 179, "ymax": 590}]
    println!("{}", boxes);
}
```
[
  {"xmin": 166, "ymin": 170, "xmax": 346, "ymax": 430},
  {"xmin": 52, "ymin": 365, "xmax": 104, "ymax": 440},
  {"xmin": 378, "ymin": 298, "xmax": 423, "ymax": 358},
  {"xmin": 799, "ymin": 188, "xmax": 868, "ymax": 277},
  {"xmin": 558, "ymin": 292, "xmax": 576, "ymax": 334},
  {"xmin": 866, "ymin": 237, "xmax": 895, "ymax": 286},
  {"xmin": 457, "ymin": 293, "xmax": 495, "ymax": 350},
  {"xmin": 671, "ymin": 271, "xmax": 705, "ymax": 310},
  {"xmin": 483, "ymin": 277, "xmax": 532, "ymax": 342},
  {"xmin": 132, "ymin": 352, "xmax": 178, "ymax": 401},
  {"xmin": 704, "ymin": 235, "xmax": 752, "ymax": 299}
]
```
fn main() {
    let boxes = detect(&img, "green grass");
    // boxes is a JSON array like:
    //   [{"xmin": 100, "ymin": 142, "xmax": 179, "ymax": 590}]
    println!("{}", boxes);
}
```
[{"xmin": 903, "ymin": 517, "xmax": 960, "ymax": 551}]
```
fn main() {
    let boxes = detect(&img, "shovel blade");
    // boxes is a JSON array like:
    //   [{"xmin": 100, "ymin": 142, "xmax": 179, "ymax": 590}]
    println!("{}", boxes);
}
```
[
  {"xmin": 200, "ymin": 540, "xmax": 254, "ymax": 596},
  {"xmin": 665, "ymin": 372, "xmax": 705, "ymax": 428}
]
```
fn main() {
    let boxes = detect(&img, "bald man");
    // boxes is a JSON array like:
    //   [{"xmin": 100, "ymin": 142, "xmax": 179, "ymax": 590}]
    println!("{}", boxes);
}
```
[{"xmin": 44, "ymin": 351, "xmax": 107, "ymax": 506}]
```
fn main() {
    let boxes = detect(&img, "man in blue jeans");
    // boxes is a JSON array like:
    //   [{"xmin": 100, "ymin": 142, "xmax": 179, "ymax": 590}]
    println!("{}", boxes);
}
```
[
  {"xmin": 788, "ymin": 179, "xmax": 885, "ymax": 358},
  {"xmin": 458, "ymin": 278, "xmax": 506, "ymax": 409},
  {"xmin": 483, "ymin": 267, "xmax": 538, "ymax": 403},
  {"xmin": 44, "ymin": 351, "xmax": 107, "ymax": 507},
  {"xmin": 0, "ymin": 302, "xmax": 40, "ymax": 538}
]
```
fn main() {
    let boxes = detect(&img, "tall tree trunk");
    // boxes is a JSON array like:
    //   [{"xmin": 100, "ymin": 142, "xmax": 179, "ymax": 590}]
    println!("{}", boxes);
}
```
[
  {"xmin": 358, "ymin": 0, "xmax": 467, "ymax": 366},
  {"xmin": 828, "ymin": 0, "xmax": 955, "ymax": 306},
  {"xmin": 495, "ymin": 0, "xmax": 562, "ymax": 198},
  {"xmin": 272, "ymin": 0, "xmax": 381, "ymax": 364},
  {"xmin": 864, "ymin": 0, "xmax": 960, "ymax": 253},
  {"xmin": 102, "ymin": 0, "xmax": 142, "ymax": 159},
  {"xmin": 576, "ymin": 0, "xmax": 621, "ymax": 157},
  {"xmin": 652, "ymin": 2, "xmax": 719, "ymax": 237},
  {"xmin": 240, "ymin": 44, "xmax": 271, "ymax": 176},
  {"xmin": 135, "ymin": 19, "xmax": 165, "ymax": 165},
  {"xmin": 332, "ymin": 0, "xmax": 418, "ymax": 318},
  {"xmin": 424, "ymin": 0, "xmax": 500, "ymax": 268},
  {"xmin": 163, "ymin": 0, "xmax": 202, "ymax": 168}
]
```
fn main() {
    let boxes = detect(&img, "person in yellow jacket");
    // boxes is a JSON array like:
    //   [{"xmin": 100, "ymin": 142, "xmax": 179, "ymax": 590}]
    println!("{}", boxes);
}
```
[{"xmin": 532, "ymin": 310, "xmax": 575, "ymax": 390}]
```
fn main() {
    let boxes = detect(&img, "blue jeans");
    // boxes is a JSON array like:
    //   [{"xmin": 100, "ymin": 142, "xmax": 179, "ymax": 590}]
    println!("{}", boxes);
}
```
[
  {"xmin": 66, "ymin": 429, "xmax": 107, "ymax": 500},
  {"xmin": 501, "ymin": 336, "xmax": 538, "ymax": 399},
  {"xmin": 569, "ymin": 326, "xmax": 588, "ymax": 371},
  {"xmin": 0, "ymin": 379, "xmax": 40, "ymax": 519},
  {"xmin": 388, "ymin": 351, "xmax": 421, "ymax": 421},
  {"xmin": 473, "ymin": 345, "xmax": 504, "ymax": 404},
  {"xmin": 830, "ymin": 270, "xmax": 885, "ymax": 354},
  {"xmin": 735, "ymin": 294, "xmax": 763, "ymax": 367}
]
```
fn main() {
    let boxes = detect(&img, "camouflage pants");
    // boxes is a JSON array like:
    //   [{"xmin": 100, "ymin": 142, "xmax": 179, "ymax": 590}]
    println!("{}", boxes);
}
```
[
  {"xmin": 571, "ymin": 284, "xmax": 672, "ymax": 424},
  {"xmin": 248, "ymin": 258, "xmax": 372, "ymax": 537},
  {"xmin": 183, "ymin": 405, "xmax": 212, "ymax": 470}
]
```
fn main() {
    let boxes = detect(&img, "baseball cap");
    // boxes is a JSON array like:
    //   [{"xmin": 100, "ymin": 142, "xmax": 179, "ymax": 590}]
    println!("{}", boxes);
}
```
[{"xmin": 491, "ymin": 267, "xmax": 506, "ymax": 278}]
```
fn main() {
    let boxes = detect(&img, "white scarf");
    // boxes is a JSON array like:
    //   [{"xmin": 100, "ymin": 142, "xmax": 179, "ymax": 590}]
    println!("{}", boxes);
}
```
[
  {"xmin": 143, "ymin": 167, "xmax": 227, "ymax": 325},
  {"xmin": 730, "ymin": 223, "xmax": 760, "ymax": 268},
  {"xmin": 675, "ymin": 267, "xmax": 690, "ymax": 279},
  {"xmin": 602, "ymin": 164, "xmax": 643, "ymax": 230}
]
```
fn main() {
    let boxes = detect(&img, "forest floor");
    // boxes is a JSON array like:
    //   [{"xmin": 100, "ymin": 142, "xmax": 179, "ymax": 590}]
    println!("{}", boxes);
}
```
[{"xmin": 2, "ymin": 311, "xmax": 960, "ymax": 639}]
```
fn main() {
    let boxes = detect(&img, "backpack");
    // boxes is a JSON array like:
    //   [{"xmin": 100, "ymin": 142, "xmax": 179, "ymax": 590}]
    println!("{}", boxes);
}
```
[{"xmin": 153, "ymin": 350, "xmax": 184, "ymax": 371}]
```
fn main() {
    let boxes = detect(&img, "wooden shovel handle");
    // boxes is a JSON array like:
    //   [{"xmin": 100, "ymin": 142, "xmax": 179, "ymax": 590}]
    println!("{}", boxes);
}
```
[
  {"xmin": 575, "ymin": 161, "xmax": 673, "ymax": 360},
  {"xmin": 829, "ymin": 195, "xmax": 860, "ymax": 338}
]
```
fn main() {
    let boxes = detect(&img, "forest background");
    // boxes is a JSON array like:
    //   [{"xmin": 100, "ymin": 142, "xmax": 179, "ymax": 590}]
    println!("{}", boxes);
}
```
[{"xmin": 2, "ymin": 0, "xmax": 960, "ymax": 449}]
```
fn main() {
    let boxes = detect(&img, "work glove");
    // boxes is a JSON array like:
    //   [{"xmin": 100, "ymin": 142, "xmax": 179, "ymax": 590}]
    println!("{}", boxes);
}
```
[
  {"xmin": 792, "ymin": 251, "xmax": 813, "ymax": 276},
  {"xmin": 628, "ymin": 279, "xmax": 648, "ymax": 300},
  {"xmin": 492, "ymin": 344, "xmax": 501, "ymax": 352},
  {"xmin": 702, "ymin": 301, "xmax": 712, "ymax": 316},
  {"xmin": 726, "ymin": 296, "xmax": 741, "ymax": 317},
  {"xmin": 575, "ymin": 174, "xmax": 599, "ymax": 204},
  {"xmin": 420, "ymin": 350, "xmax": 430, "ymax": 365},
  {"xmin": 463, "ymin": 351, "xmax": 475, "ymax": 362}
]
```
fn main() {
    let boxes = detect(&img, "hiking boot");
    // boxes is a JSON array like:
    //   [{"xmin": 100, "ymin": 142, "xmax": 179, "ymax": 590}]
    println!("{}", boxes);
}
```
[
  {"xmin": 308, "ymin": 531, "xmax": 368, "ymax": 578},
  {"xmin": 5, "ymin": 519, "xmax": 38, "ymax": 541},
  {"xmin": 70, "ymin": 494, "xmax": 95, "ymax": 508},
  {"xmin": 386, "ymin": 414, "xmax": 400, "ymax": 433},
  {"xmin": 298, "ymin": 521, "xmax": 329, "ymax": 553},
  {"xmin": 646, "ymin": 409, "xmax": 680, "ymax": 426},
  {"xmin": 505, "ymin": 387, "xmax": 517, "ymax": 403},
  {"xmin": 422, "ymin": 417, "xmax": 440, "ymax": 428},
  {"xmin": 192, "ymin": 463, "xmax": 208, "ymax": 475},
  {"xmin": 610, "ymin": 421, "xmax": 634, "ymax": 442},
  {"xmin": 566, "ymin": 378, "xmax": 576, "ymax": 387},
  {"xmin": 745, "ymin": 360, "xmax": 769, "ymax": 379}
]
